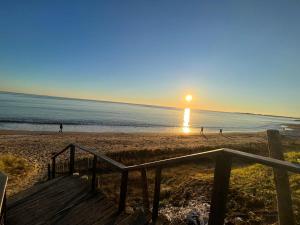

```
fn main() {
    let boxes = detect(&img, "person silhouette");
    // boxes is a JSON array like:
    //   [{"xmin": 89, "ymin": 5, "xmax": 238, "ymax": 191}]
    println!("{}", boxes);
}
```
[
  {"xmin": 219, "ymin": 128, "xmax": 223, "ymax": 135},
  {"xmin": 200, "ymin": 127, "xmax": 204, "ymax": 135},
  {"xmin": 59, "ymin": 123, "xmax": 63, "ymax": 133}
]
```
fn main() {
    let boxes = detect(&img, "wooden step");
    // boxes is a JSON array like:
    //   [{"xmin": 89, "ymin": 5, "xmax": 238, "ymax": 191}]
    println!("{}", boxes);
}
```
[{"xmin": 7, "ymin": 176, "xmax": 149, "ymax": 225}]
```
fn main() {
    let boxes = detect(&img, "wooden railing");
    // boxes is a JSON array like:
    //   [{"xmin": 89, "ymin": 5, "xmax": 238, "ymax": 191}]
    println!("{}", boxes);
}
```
[
  {"xmin": 49, "ymin": 130, "xmax": 300, "ymax": 225},
  {"xmin": 0, "ymin": 172, "xmax": 8, "ymax": 225},
  {"xmin": 49, "ymin": 143, "xmax": 127, "ymax": 213}
]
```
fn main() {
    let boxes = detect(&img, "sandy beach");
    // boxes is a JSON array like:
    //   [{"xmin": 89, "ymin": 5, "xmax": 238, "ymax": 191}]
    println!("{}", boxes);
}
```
[
  {"xmin": 1, "ymin": 127, "xmax": 299, "ymax": 195},
  {"xmin": 1, "ymin": 127, "xmax": 300, "ymax": 224},
  {"xmin": 0, "ymin": 130, "xmax": 268, "ymax": 163}
]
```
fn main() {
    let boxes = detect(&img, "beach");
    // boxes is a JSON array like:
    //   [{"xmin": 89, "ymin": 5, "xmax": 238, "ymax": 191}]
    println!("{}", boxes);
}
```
[
  {"xmin": 1, "ymin": 128, "xmax": 300, "ymax": 224},
  {"xmin": 1, "ymin": 127, "xmax": 299, "ymax": 195}
]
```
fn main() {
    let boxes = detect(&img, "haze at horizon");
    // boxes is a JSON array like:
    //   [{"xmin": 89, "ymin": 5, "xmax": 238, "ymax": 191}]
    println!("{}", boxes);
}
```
[{"xmin": 1, "ymin": 0, "xmax": 300, "ymax": 117}]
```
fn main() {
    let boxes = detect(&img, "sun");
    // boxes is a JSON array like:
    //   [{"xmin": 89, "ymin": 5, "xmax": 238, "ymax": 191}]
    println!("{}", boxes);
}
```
[{"xmin": 185, "ymin": 95, "xmax": 193, "ymax": 102}]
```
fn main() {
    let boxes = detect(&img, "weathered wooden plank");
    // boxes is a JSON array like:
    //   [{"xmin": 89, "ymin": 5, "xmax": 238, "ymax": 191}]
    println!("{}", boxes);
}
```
[
  {"xmin": 69, "ymin": 144, "xmax": 75, "ymax": 175},
  {"xmin": 91, "ymin": 155, "xmax": 97, "ymax": 191},
  {"xmin": 118, "ymin": 171, "xmax": 128, "ymax": 213},
  {"xmin": 267, "ymin": 130, "xmax": 295, "ymax": 225},
  {"xmin": 224, "ymin": 148, "xmax": 300, "ymax": 173},
  {"xmin": 140, "ymin": 168, "xmax": 150, "ymax": 211},
  {"xmin": 9, "ymin": 175, "xmax": 149, "ymax": 225},
  {"xmin": 48, "ymin": 164, "xmax": 51, "ymax": 180},
  {"xmin": 152, "ymin": 167, "xmax": 162, "ymax": 224},
  {"xmin": 208, "ymin": 153, "xmax": 232, "ymax": 225},
  {"xmin": 127, "ymin": 149, "xmax": 222, "ymax": 171},
  {"xmin": 52, "ymin": 144, "xmax": 71, "ymax": 158},
  {"xmin": 73, "ymin": 144, "xmax": 127, "ymax": 171},
  {"xmin": 52, "ymin": 158, "xmax": 56, "ymax": 178}
]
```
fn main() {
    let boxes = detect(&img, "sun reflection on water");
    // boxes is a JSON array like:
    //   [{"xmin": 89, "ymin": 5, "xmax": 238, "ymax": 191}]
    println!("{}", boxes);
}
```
[{"xmin": 183, "ymin": 108, "xmax": 190, "ymax": 134}]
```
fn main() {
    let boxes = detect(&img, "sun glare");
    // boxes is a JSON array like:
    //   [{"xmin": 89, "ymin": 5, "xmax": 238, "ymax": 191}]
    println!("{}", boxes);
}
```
[
  {"xmin": 185, "ymin": 95, "xmax": 192, "ymax": 102},
  {"xmin": 183, "ymin": 107, "xmax": 190, "ymax": 134}
]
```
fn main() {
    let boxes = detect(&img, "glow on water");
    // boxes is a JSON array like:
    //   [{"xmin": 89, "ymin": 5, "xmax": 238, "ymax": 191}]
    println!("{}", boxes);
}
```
[{"xmin": 183, "ymin": 108, "xmax": 190, "ymax": 134}]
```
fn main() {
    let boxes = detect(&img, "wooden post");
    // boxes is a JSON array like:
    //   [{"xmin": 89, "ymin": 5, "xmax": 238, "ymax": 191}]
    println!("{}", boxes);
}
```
[
  {"xmin": 118, "ymin": 170, "xmax": 128, "ymax": 213},
  {"xmin": 63, "ymin": 161, "xmax": 66, "ymax": 173},
  {"xmin": 152, "ymin": 167, "xmax": 162, "ymax": 224},
  {"xmin": 47, "ymin": 164, "xmax": 51, "ymax": 180},
  {"xmin": 52, "ymin": 157, "xmax": 56, "ymax": 179},
  {"xmin": 267, "ymin": 130, "xmax": 295, "ymax": 225},
  {"xmin": 140, "ymin": 168, "xmax": 150, "ymax": 210},
  {"xmin": 208, "ymin": 153, "xmax": 232, "ymax": 225},
  {"xmin": 69, "ymin": 144, "xmax": 75, "ymax": 175},
  {"xmin": 91, "ymin": 155, "xmax": 97, "ymax": 191}
]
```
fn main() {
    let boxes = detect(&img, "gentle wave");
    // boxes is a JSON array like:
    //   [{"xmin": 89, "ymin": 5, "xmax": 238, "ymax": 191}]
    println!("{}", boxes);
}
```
[
  {"xmin": 0, "ymin": 118, "xmax": 173, "ymax": 128},
  {"xmin": 1, "ymin": 92, "xmax": 299, "ymax": 133}
]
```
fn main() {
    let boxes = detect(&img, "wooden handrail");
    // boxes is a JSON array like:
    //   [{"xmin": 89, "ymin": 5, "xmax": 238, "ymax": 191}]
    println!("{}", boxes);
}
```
[
  {"xmin": 224, "ymin": 148, "xmax": 300, "ymax": 173},
  {"xmin": 73, "ymin": 144, "xmax": 127, "ymax": 171},
  {"xmin": 49, "ymin": 143, "xmax": 300, "ymax": 225},
  {"xmin": 0, "ymin": 172, "xmax": 8, "ymax": 225},
  {"xmin": 126, "ymin": 149, "xmax": 222, "ymax": 171},
  {"xmin": 51, "ymin": 144, "xmax": 72, "ymax": 159},
  {"xmin": 126, "ymin": 148, "xmax": 300, "ymax": 173},
  {"xmin": 50, "ymin": 143, "xmax": 129, "ymax": 211},
  {"xmin": 51, "ymin": 145, "xmax": 300, "ymax": 174}
]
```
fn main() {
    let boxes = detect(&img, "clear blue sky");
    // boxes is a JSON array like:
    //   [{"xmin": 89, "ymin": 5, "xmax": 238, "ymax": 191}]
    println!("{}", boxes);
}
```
[{"xmin": 0, "ymin": 0, "xmax": 299, "ymax": 117}]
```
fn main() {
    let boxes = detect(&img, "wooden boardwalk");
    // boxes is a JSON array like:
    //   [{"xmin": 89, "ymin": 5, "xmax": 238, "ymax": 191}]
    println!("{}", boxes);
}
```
[{"xmin": 7, "ymin": 176, "xmax": 148, "ymax": 225}]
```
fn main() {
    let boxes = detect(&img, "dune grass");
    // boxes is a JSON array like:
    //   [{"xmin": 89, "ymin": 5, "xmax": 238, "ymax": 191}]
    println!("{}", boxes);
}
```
[
  {"xmin": 0, "ymin": 154, "xmax": 31, "ymax": 175},
  {"xmin": 0, "ymin": 154, "xmax": 33, "ymax": 196},
  {"xmin": 95, "ymin": 150, "xmax": 300, "ymax": 225},
  {"xmin": 227, "ymin": 151, "xmax": 300, "ymax": 224}
]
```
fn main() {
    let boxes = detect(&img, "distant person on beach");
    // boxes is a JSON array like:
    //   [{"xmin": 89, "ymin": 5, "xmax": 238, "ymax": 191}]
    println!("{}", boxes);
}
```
[
  {"xmin": 219, "ymin": 128, "xmax": 223, "ymax": 135},
  {"xmin": 200, "ymin": 127, "xmax": 204, "ymax": 135},
  {"xmin": 59, "ymin": 123, "xmax": 63, "ymax": 133}
]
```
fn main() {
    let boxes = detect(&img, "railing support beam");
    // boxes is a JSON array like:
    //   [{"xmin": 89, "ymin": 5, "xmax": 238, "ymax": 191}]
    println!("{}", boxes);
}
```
[
  {"xmin": 267, "ymin": 130, "xmax": 295, "ymax": 225},
  {"xmin": 69, "ymin": 144, "xmax": 75, "ymax": 175},
  {"xmin": 47, "ymin": 164, "xmax": 51, "ymax": 180},
  {"xmin": 52, "ymin": 157, "xmax": 56, "ymax": 179},
  {"xmin": 152, "ymin": 167, "xmax": 162, "ymax": 224},
  {"xmin": 208, "ymin": 153, "xmax": 232, "ymax": 225},
  {"xmin": 91, "ymin": 155, "xmax": 97, "ymax": 191},
  {"xmin": 140, "ymin": 168, "xmax": 150, "ymax": 211},
  {"xmin": 118, "ymin": 170, "xmax": 128, "ymax": 213}
]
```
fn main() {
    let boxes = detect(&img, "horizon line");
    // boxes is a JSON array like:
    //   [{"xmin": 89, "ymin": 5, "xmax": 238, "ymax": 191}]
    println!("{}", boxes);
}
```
[{"xmin": 0, "ymin": 90, "xmax": 298, "ymax": 120}]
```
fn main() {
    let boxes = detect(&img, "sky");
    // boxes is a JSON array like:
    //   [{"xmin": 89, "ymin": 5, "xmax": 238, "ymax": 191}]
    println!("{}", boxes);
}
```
[{"xmin": 0, "ymin": 0, "xmax": 300, "ymax": 117}]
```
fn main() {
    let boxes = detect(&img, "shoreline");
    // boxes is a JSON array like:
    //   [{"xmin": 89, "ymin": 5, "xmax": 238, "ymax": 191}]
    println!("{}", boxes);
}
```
[
  {"xmin": 1, "ymin": 121, "xmax": 300, "ymax": 134},
  {"xmin": 0, "ymin": 123, "xmax": 299, "ymax": 137},
  {"xmin": 0, "ymin": 129, "xmax": 264, "ymax": 135}
]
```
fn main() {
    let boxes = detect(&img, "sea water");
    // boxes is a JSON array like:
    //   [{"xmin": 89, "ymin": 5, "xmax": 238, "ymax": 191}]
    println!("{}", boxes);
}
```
[{"xmin": 0, "ymin": 92, "xmax": 298, "ymax": 133}]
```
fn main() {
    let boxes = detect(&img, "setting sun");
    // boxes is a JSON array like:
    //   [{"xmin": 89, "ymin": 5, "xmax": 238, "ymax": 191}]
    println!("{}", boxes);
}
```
[{"xmin": 185, "ymin": 95, "xmax": 193, "ymax": 102}]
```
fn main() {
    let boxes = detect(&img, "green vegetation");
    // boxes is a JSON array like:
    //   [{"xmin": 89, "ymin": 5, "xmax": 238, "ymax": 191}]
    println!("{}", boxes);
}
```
[{"xmin": 223, "ymin": 152, "xmax": 300, "ymax": 224}]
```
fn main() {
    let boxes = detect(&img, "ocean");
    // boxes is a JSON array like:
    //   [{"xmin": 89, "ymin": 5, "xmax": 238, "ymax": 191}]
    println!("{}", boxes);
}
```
[{"xmin": 0, "ymin": 92, "xmax": 298, "ymax": 133}]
